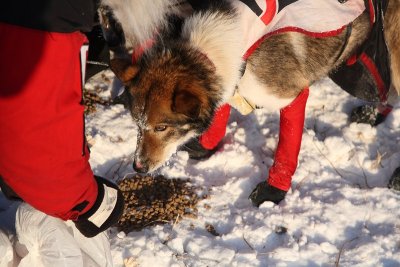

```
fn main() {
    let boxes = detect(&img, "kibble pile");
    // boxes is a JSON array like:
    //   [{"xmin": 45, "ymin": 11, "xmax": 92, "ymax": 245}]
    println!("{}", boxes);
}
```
[{"xmin": 117, "ymin": 175, "xmax": 200, "ymax": 233}]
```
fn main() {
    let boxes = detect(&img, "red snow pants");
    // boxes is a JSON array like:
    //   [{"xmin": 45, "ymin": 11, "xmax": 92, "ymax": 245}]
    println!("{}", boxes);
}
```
[{"xmin": 0, "ymin": 23, "xmax": 97, "ymax": 220}]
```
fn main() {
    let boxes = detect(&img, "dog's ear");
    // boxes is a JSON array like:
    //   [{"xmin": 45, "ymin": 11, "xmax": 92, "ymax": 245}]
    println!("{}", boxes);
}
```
[
  {"xmin": 110, "ymin": 58, "xmax": 139, "ymax": 84},
  {"xmin": 172, "ymin": 89, "xmax": 202, "ymax": 118}
]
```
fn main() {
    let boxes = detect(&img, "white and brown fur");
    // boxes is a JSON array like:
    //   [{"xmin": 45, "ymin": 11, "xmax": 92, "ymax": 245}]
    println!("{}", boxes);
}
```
[{"xmin": 107, "ymin": 0, "xmax": 400, "ymax": 173}]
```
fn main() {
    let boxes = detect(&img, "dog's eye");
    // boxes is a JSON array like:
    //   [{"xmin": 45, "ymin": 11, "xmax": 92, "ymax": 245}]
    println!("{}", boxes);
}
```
[{"xmin": 154, "ymin": 125, "xmax": 167, "ymax": 132}]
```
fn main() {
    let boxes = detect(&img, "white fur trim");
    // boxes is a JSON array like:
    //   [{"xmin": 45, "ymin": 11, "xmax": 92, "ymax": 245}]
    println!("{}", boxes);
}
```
[{"xmin": 101, "ymin": 0, "xmax": 178, "ymax": 46}]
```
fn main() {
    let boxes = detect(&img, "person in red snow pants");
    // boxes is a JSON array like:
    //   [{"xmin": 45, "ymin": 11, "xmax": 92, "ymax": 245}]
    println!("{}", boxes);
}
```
[{"xmin": 0, "ymin": 0, "xmax": 124, "ymax": 238}]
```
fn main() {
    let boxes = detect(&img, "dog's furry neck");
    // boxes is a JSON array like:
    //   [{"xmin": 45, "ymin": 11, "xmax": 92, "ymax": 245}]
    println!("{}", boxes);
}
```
[
  {"xmin": 104, "ymin": 0, "xmax": 244, "ymax": 104},
  {"xmin": 181, "ymin": 8, "xmax": 244, "ymax": 103}
]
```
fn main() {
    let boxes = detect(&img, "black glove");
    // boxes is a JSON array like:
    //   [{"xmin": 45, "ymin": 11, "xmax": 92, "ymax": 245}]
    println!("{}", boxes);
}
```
[
  {"xmin": 249, "ymin": 181, "xmax": 287, "ymax": 207},
  {"xmin": 85, "ymin": 6, "xmax": 128, "ymax": 82},
  {"xmin": 98, "ymin": 6, "xmax": 127, "ymax": 55},
  {"xmin": 85, "ymin": 24, "xmax": 111, "ymax": 81},
  {"xmin": 74, "ymin": 176, "xmax": 124, "ymax": 237}
]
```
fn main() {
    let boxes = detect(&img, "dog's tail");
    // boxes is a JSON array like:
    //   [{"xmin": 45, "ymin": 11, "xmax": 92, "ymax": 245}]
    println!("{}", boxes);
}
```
[{"xmin": 101, "ymin": 0, "xmax": 179, "ymax": 46}]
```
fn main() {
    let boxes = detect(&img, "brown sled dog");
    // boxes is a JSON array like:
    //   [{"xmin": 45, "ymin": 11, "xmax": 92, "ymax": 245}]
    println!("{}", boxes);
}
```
[{"xmin": 109, "ymin": 0, "xmax": 400, "ymax": 202}]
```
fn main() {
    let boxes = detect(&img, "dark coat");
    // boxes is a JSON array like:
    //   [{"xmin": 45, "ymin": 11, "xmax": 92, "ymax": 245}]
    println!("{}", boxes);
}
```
[{"xmin": 0, "ymin": 0, "xmax": 98, "ymax": 32}]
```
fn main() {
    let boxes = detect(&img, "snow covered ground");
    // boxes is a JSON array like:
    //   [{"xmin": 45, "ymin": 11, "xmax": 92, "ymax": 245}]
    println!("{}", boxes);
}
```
[{"xmin": 85, "ymin": 70, "xmax": 400, "ymax": 267}]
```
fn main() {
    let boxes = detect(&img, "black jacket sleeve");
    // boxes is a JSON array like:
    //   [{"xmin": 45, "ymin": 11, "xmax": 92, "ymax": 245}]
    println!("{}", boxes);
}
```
[{"xmin": 0, "ymin": 0, "xmax": 99, "ymax": 33}]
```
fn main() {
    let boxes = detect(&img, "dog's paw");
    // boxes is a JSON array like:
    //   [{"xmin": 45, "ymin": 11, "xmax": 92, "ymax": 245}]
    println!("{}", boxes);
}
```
[
  {"xmin": 249, "ymin": 181, "xmax": 287, "ymax": 207},
  {"xmin": 388, "ymin": 167, "xmax": 400, "ymax": 191},
  {"xmin": 180, "ymin": 138, "xmax": 221, "ymax": 160},
  {"xmin": 350, "ymin": 105, "xmax": 387, "ymax": 126}
]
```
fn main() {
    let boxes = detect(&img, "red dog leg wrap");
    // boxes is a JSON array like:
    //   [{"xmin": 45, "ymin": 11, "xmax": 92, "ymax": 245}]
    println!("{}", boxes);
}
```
[
  {"xmin": 199, "ymin": 104, "xmax": 231, "ymax": 150},
  {"xmin": 267, "ymin": 88, "xmax": 309, "ymax": 191}
]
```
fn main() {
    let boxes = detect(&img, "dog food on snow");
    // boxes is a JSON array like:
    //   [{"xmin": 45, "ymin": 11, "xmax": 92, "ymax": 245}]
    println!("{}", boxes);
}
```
[{"xmin": 117, "ymin": 175, "xmax": 200, "ymax": 233}]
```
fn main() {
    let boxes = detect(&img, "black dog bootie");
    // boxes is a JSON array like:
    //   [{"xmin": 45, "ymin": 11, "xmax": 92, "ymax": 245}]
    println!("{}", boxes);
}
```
[
  {"xmin": 350, "ymin": 104, "xmax": 387, "ymax": 126},
  {"xmin": 388, "ymin": 167, "xmax": 400, "ymax": 191},
  {"xmin": 249, "ymin": 181, "xmax": 287, "ymax": 207}
]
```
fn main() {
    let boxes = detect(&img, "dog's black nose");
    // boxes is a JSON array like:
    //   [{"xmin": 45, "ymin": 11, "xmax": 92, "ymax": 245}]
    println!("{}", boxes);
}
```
[{"xmin": 132, "ymin": 160, "xmax": 148, "ymax": 173}]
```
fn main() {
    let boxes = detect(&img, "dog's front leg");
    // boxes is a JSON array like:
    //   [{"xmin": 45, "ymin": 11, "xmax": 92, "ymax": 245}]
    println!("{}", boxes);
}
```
[{"xmin": 250, "ymin": 88, "xmax": 309, "ymax": 206}]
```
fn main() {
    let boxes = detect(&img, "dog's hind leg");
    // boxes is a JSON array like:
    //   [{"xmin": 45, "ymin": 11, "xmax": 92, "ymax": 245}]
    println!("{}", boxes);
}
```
[
  {"xmin": 385, "ymin": 0, "xmax": 400, "ymax": 191},
  {"xmin": 385, "ymin": 0, "xmax": 400, "ymax": 98}
]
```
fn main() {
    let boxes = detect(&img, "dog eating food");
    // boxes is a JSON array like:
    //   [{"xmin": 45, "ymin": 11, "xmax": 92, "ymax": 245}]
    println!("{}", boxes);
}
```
[{"xmin": 104, "ymin": 0, "xmax": 400, "ymax": 205}]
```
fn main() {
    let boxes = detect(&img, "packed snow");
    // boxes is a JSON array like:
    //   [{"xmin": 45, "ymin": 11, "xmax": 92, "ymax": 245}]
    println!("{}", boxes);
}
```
[{"xmin": 84, "ymin": 71, "xmax": 400, "ymax": 267}]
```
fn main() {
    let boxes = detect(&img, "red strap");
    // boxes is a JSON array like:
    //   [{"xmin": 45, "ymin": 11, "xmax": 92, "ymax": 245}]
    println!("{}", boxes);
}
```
[
  {"xmin": 199, "ymin": 104, "xmax": 231, "ymax": 150},
  {"xmin": 267, "ymin": 88, "xmax": 309, "ymax": 191},
  {"xmin": 367, "ymin": 0, "xmax": 375, "ymax": 25},
  {"xmin": 244, "ymin": 26, "xmax": 346, "ymax": 60},
  {"xmin": 260, "ymin": 0, "xmax": 277, "ymax": 25},
  {"xmin": 359, "ymin": 52, "xmax": 387, "ymax": 102},
  {"xmin": 132, "ymin": 39, "xmax": 155, "ymax": 63},
  {"xmin": 377, "ymin": 103, "xmax": 393, "ymax": 116}
]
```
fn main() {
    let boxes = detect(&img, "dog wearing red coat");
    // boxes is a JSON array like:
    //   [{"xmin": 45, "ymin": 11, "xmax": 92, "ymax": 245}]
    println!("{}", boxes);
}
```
[{"xmin": 105, "ymin": 0, "xmax": 400, "ymax": 205}]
